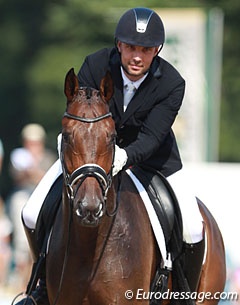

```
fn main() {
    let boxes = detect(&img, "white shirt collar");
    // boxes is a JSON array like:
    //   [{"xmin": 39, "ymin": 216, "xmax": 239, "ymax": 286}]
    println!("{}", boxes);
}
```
[{"xmin": 121, "ymin": 67, "xmax": 148, "ymax": 89}]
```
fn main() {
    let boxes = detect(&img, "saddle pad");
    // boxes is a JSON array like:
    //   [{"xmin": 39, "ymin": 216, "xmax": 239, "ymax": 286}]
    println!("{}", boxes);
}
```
[{"xmin": 126, "ymin": 169, "xmax": 172, "ymax": 269}]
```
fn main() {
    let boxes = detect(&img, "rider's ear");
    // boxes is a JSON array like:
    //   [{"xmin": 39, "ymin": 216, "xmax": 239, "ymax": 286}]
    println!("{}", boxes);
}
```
[
  {"xmin": 64, "ymin": 68, "xmax": 79, "ymax": 101},
  {"xmin": 100, "ymin": 71, "xmax": 114, "ymax": 103}
]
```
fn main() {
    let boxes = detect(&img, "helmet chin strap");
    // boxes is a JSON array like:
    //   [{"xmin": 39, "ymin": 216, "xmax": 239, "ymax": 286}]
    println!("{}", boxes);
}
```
[{"xmin": 157, "ymin": 44, "xmax": 163, "ymax": 54}]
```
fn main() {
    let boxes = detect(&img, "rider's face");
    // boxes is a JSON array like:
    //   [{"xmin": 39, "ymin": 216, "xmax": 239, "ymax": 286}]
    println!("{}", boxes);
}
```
[{"xmin": 117, "ymin": 41, "xmax": 159, "ymax": 81}]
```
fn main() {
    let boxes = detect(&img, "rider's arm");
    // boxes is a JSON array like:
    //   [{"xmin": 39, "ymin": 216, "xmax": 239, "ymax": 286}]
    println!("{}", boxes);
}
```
[{"xmin": 124, "ymin": 80, "xmax": 185, "ymax": 168}]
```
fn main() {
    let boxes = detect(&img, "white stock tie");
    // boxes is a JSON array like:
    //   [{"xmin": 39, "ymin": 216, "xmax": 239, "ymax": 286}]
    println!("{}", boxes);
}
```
[{"xmin": 123, "ymin": 83, "xmax": 136, "ymax": 111}]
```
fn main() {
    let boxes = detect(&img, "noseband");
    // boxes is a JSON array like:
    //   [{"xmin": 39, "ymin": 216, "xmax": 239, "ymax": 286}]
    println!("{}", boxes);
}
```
[
  {"xmin": 61, "ymin": 106, "xmax": 113, "ymax": 205},
  {"xmin": 63, "ymin": 163, "xmax": 112, "ymax": 203}
]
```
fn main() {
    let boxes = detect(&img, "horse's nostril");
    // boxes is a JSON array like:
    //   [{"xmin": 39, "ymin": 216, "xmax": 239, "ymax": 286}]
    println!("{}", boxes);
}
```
[
  {"xmin": 94, "ymin": 202, "xmax": 104, "ymax": 217},
  {"xmin": 76, "ymin": 207, "xmax": 83, "ymax": 217},
  {"xmin": 76, "ymin": 201, "xmax": 87, "ymax": 217}
]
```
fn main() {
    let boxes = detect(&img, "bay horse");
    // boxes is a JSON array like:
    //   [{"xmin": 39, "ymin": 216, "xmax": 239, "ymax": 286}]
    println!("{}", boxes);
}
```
[{"xmin": 46, "ymin": 68, "xmax": 226, "ymax": 305}]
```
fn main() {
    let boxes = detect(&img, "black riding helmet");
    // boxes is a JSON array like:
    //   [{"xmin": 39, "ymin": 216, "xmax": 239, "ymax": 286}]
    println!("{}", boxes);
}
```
[{"xmin": 115, "ymin": 7, "xmax": 165, "ymax": 48}]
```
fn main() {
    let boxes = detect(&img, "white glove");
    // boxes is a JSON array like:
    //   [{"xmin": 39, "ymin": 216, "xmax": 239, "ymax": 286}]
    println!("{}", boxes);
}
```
[{"xmin": 113, "ymin": 145, "xmax": 128, "ymax": 176}]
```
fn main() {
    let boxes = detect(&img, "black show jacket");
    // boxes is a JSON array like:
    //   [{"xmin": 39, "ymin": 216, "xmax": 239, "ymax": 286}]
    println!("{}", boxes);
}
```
[{"xmin": 78, "ymin": 47, "xmax": 185, "ymax": 177}]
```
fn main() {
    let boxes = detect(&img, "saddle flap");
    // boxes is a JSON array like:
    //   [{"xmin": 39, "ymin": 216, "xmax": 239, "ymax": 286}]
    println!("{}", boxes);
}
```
[
  {"xmin": 130, "ymin": 165, "xmax": 183, "ymax": 257},
  {"xmin": 131, "ymin": 166, "xmax": 174, "ymax": 243},
  {"xmin": 35, "ymin": 175, "xmax": 63, "ymax": 250}
]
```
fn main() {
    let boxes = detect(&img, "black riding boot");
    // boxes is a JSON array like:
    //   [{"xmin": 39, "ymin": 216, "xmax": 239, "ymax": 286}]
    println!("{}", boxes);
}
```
[
  {"xmin": 15, "ymin": 224, "xmax": 50, "ymax": 305},
  {"xmin": 182, "ymin": 238, "xmax": 205, "ymax": 292}
]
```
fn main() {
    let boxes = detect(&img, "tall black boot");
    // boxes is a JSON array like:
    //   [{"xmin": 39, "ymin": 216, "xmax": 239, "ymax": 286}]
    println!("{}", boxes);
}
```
[
  {"xmin": 182, "ymin": 238, "xmax": 205, "ymax": 292},
  {"xmin": 15, "ymin": 224, "xmax": 50, "ymax": 305}
]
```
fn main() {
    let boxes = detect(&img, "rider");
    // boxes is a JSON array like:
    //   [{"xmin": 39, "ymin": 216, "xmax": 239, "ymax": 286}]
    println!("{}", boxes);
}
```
[{"xmin": 17, "ymin": 7, "xmax": 204, "ymax": 305}]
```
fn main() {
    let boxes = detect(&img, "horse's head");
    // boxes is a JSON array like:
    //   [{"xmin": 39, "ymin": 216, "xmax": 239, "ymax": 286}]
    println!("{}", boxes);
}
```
[{"xmin": 61, "ymin": 68, "xmax": 116, "ymax": 227}]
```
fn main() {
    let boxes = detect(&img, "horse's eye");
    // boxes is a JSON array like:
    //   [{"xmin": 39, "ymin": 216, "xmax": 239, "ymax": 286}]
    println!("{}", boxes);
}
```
[
  {"xmin": 111, "ymin": 133, "xmax": 116, "ymax": 145},
  {"xmin": 62, "ymin": 133, "xmax": 70, "ymax": 144}
]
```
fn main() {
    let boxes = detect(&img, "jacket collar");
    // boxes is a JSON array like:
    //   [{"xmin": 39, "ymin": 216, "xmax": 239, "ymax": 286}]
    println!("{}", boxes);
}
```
[{"xmin": 120, "ymin": 67, "xmax": 148, "ymax": 90}]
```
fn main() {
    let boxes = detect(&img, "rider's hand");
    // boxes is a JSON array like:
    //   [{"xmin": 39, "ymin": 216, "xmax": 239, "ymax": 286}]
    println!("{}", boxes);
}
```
[{"xmin": 113, "ymin": 145, "xmax": 128, "ymax": 176}]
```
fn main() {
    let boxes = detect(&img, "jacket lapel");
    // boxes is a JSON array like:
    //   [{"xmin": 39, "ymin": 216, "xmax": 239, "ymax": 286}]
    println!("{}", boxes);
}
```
[{"xmin": 110, "ymin": 59, "xmax": 124, "ymax": 117}]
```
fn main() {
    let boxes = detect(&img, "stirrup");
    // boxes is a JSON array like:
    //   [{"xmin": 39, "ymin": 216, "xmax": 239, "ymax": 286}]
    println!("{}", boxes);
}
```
[
  {"xmin": 11, "ymin": 280, "xmax": 49, "ymax": 305},
  {"xmin": 11, "ymin": 292, "xmax": 38, "ymax": 305}
]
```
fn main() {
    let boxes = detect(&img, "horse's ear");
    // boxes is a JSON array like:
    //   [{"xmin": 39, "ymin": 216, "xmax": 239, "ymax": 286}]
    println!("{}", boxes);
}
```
[
  {"xmin": 99, "ymin": 71, "xmax": 114, "ymax": 103},
  {"xmin": 64, "ymin": 68, "xmax": 79, "ymax": 101}
]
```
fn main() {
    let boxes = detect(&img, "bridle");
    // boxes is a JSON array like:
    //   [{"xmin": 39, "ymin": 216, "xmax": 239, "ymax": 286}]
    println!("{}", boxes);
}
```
[
  {"xmin": 61, "ymin": 108, "xmax": 114, "ymax": 207},
  {"xmin": 63, "ymin": 111, "xmax": 112, "ymax": 123}
]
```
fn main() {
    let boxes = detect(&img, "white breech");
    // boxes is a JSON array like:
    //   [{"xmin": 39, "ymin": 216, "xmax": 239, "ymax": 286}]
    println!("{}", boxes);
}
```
[
  {"xmin": 22, "ymin": 161, "xmax": 203, "ymax": 244},
  {"xmin": 22, "ymin": 159, "xmax": 62, "ymax": 230},
  {"xmin": 167, "ymin": 169, "xmax": 204, "ymax": 243}
]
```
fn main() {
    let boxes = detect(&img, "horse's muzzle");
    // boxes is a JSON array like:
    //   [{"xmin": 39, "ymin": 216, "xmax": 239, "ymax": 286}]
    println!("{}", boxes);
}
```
[{"xmin": 75, "ymin": 201, "xmax": 105, "ymax": 227}]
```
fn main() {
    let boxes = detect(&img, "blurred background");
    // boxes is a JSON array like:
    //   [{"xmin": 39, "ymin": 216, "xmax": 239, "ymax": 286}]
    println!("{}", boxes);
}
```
[{"xmin": 0, "ymin": 0, "xmax": 239, "ymax": 304}]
